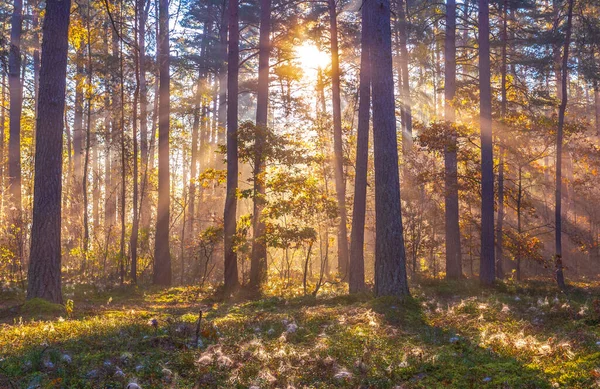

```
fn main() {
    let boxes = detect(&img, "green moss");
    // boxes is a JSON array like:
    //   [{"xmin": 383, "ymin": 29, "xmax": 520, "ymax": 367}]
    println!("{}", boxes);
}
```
[{"xmin": 21, "ymin": 298, "xmax": 66, "ymax": 317}]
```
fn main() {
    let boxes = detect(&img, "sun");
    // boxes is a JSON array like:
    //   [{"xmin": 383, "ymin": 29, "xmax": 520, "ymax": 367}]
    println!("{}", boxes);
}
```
[{"xmin": 294, "ymin": 43, "xmax": 330, "ymax": 79}]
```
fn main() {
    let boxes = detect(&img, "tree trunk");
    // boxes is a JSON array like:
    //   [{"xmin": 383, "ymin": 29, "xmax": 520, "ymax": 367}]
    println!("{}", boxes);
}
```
[
  {"xmin": 555, "ymin": 0, "xmax": 574, "ymax": 291},
  {"xmin": 478, "ymin": 0, "xmax": 495, "ymax": 286},
  {"xmin": 396, "ymin": 0, "xmax": 412, "ymax": 149},
  {"xmin": 224, "ymin": 0, "xmax": 240, "ymax": 293},
  {"xmin": 218, "ymin": 0, "xmax": 228, "ymax": 147},
  {"xmin": 8, "ymin": 0, "xmax": 23, "ymax": 270},
  {"xmin": 139, "ymin": 0, "xmax": 150, "ymax": 234},
  {"xmin": 371, "ymin": 0, "xmax": 409, "ymax": 298},
  {"xmin": 82, "ymin": 0, "xmax": 93, "ymax": 272},
  {"xmin": 153, "ymin": 0, "xmax": 172, "ymax": 286},
  {"xmin": 250, "ymin": 0, "xmax": 271, "ymax": 290},
  {"xmin": 496, "ymin": 0, "xmax": 508, "ymax": 279},
  {"xmin": 349, "ymin": 0, "xmax": 371, "ymax": 294},
  {"xmin": 444, "ymin": 0, "xmax": 462, "ymax": 279},
  {"xmin": 327, "ymin": 0, "xmax": 349, "ymax": 277},
  {"xmin": 27, "ymin": 0, "xmax": 72, "ymax": 303}
]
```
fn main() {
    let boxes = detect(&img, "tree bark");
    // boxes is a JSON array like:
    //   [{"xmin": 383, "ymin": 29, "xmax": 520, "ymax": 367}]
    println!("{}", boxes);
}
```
[
  {"xmin": 349, "ymin": 0, "xmax": 371, "ymax": 293},
  {"xmin": 224, "ymin": 0, "xmax": 240, "ymax": 293},
  {"xmin": 370, "ymin": 0, "xmax": 409, "ymax": 298},
  {"xmin": 396, "ymin": 0, "xmax": 412, "ymax": 149},
  {"xmin": 328, "ymin": 0, "xmax": 350, "ymax": 277},
  {"xmin": 8, "ymin": 0, "xmax": 23, "ymax": 270},
  {"xmin": 153, "ymin": 0, "xmax": 172, "ymax": 286},
  {"xmin": 27, "ymin": 0, "xmax": 72, "ymax": 303},
  {"xmin": 478, "ymin": 0, "xmax": 495, "ymax": 286},
  {"xmin": 555, "ymin": 0, "xmax": 574, "ymax": 291},
  {"xmin": 250, "ymin": 0, "xmax": 271, "ymax": 290},
  {"xmin": 496, "ymin": 0, "xmax": 508, "ymax": 279},
  {"xmin": 444, "ymin": 0, "xmax": 462, "ymax": 279}
]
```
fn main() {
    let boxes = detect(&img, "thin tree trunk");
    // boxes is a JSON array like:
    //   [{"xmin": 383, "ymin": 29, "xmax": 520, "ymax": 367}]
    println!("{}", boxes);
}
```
[
  {"xmin": 8, "ymin": 0, "xmax": 23, "ymax": 273},
  {"xmin": 349, "ymin": 0, "xmax": 371, "ymax": 294},
  {"xmin": 153, "ymin": 0, "xmax": 173, "ymax": 285},
  {"xmin": 478, "ymin": 0, "xmax": 495, "ymax": 286},
  {"xmin": 82, "ymin": 0, "xmax": 93, "ymax": 272},
  {"xmin": 396, "ymin": 0, "xmax": 412, "ymax": 149},
  {"xmin": 328, "ymin": 0, "xmax": 350, "ymax": 277},
  {"xmin": 555, "ymin": 0, "xmax": 574, "ymax": 291},
  {"xmin": 27, "ymin": 0, "xmax": 72, "ymax": 303},
  {"xmin": 496, "ymin": 0, "xmax": 508, "ymax": 279},
  {"xmin": 218, "ymin": 0, "xmax": 228, "ymax": 147},
  {"xmin": 371, "ymin": 0, "xmax": 409, "ymax": 297},
  {"xmin": 250, "ymin": 0, "xmax": 271, "ymax": 290},
  {"xmin": 224, "ymin": 0, "xmax": 240, "ymax": 293}
]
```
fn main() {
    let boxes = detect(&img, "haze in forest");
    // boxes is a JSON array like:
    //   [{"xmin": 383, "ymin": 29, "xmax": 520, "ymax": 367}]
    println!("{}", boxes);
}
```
[{"xmin": 1, "ymin": 0, "xmax": 600, "ymax": 387}]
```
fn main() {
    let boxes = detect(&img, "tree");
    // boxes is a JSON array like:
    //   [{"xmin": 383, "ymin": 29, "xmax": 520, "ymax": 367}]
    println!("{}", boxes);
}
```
[
  {"xmin": 328, "ymin": 0, "xmax": 350, "ymax": 277},
  {"xmin": 349, "ymin": 0, "xmax": 371, "ymax": 293},
  {"xmin": 444, "ymin": 0, "xmax": 462, "ymax": 279},
  {"xmin": 395, "ymin": 0, "xmax": 412, "ymax": 146},
  {"xmin": 27, "ymin": 0, "xmax": 73, "ymax": 303},
  {"xmin": 8, "ymin": 0, "xmax": 23, "ymax": 270},
  {"xmin": 555, "ymin": 0, "xmax": 575, "ymax": 291},
  {"xmin": 153, "ymin": 0, "xmax": 172, "ymax": 286},
  {"xmin": 371, "ymin": 0, "xmax": 410, "ymax": 297},
  {"xmin": 224, "ymin": 0, "xmax": 240, "ymax": 293},
  {"xmin": 250, "ymin": 0, "xmax": 271, "ymax": 290},
  {"xmin": 478, "ymin": 0, "xmax": 495, "ymax": 286}
]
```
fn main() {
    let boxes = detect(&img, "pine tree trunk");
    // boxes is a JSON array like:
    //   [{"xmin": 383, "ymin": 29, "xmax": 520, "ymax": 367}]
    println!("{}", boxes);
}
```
[
  {"xmin": 396, "ymin": 0, "xmax": 412, "ymax": 149},
  {"xmin": 224, "ymin": 0, "xmax": 240, "ymax": 293},
  {"xmin": 444, "ymin": 0, "xmax": 462, "ymax": 279},
  {"xmin": 555, "ymin": 0, "xmax": 574, "ymax": 291},
  {"xmin": 371, "ymin": 0, "xmax": 409, "ymax": 298},
  {"xmin": 8, "ymin": 0, "xmax": 23, "ymax": 271},
  {"xmin": 327, "ymin": 0, "xmax": 349, "ymax": 277},
  {"xmin": 153, "ymin": 0, "xmax": 172, "ymax": 286},
  {"xmin": 496, "ymin": 0, "xmax": 508, "ymax": 279},
  {"xmin": 349, "ymin": 0, "xmax": 371, "ymax": 294},
  {"xmin": 27, "ymin": 0, "xmax": 72, "ymax": 303},
  {"xmin": 250, "ymin": 0, "xmax": 271, "ymax": 290},
  {"xmin": 478, "ymin": 0, "xmax": 495, "ymax": 286}
]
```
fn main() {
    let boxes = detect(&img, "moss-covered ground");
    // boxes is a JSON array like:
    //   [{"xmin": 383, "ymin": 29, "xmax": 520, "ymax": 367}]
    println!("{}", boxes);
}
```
[{"xmin": 1, "ymin": 279, "xmax": 600, "ymax": 388}]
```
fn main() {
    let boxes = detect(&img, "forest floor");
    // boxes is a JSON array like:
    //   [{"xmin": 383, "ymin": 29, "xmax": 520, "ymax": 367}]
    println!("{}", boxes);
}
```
[{"xmin": 1, "ymin": 279, "xmax": 600, "ymax": 388}]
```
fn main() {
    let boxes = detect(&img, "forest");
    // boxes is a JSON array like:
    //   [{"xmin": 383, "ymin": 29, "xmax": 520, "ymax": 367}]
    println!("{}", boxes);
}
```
[{"xmin": 1, "ymin": 0, "xmax": 600, "ymax": 387}]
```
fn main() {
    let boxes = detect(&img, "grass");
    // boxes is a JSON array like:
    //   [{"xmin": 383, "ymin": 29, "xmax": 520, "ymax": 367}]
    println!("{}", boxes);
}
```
[{"xmin": 1, "ymin": 279, "xmax": 599, "ymax": 388}]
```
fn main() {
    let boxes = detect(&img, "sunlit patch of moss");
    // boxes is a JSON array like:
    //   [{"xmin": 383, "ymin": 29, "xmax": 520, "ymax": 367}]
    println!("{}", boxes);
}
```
[{"xmin": 20, "ymin": 298, "xmax": 66, "ymax": 319}]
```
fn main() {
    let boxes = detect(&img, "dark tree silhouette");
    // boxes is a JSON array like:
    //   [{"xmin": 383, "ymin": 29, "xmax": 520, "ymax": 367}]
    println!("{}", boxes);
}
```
[{"xmin": 478, "ymin": 0, "xmax": 495, "ymax": 286}]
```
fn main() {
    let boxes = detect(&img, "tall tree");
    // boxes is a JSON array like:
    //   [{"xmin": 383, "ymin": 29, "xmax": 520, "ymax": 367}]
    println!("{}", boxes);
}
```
[
  {"xmin": 349, "ymin": 0, "xmax": 371, "ymax": 293},
  {"xmin": 444, "ymin": 0, "xmax": 462, "ymax": 279},
  {"xmin": 8, "ymin": 0, "xmax": 23, "ymax": 270},
  {"xmin": 555, "ymin": 0, "xmax": 574, "ymax": 291},
  {"xmin": 224, "ymin": 0, "xmax": 240, "ymax": 293},
  {"xmin": 153, "ymin": 0, "xmax": 172, "ymax": 285},
  {"xmin": 371, "ymin": 0, "xmax": 410, "ymax": 297},
  {"xmin": 328, "ymin": 0, "xmax": 350, "ymax": 277},
  {"xmin": 396, "ymin": 0, "xmax": 412, "ymax": 147},
  {"xmin": 478, "ymin": 0, "xmax": 495, "ymax": 285},
  {"xmin": 496, "ymin": 0, "xmax": 508, "ymax": 279},
  {"xmin": 250, "ymin": 0, "xmax": 271, "ymax": 290},
  {"xmin": 27, "ymin": 0, "xmax": 72, "ymax": 303}
]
